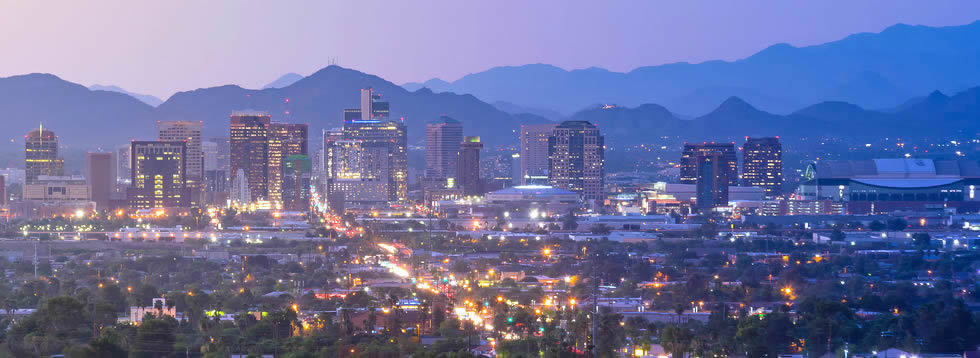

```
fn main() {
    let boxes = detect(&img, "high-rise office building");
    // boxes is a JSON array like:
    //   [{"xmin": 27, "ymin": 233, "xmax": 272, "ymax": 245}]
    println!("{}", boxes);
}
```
[
  {"xmin": 158, "ymin": 121, "xmax": 203, "ymax": 207},
  {"xmin": 457, "ymin": 136, "xmax": 483, "ymax": 196},
  {"xmin": 85, "ymin": 152, "xmax": 116, "ymax": 211},
  {"xmin": 129, "ymin": 141, "xmax": 187, "ymax": 209},
  {"xmin": 520, "ymin": 123, "xmax": 555, "ymax": 185},
  {"xmin": 342, "ymin": 90, "xmax": 407, "ymax": 202},
  {"xmin": 202, "ymin": 141, "xmax": 218, "ymax": 172},
  {"xmin": 344, "ymin": 88, "xmax": 390, "ymax": 122},
  {"xmin": 681, "ymin": 143, "xmax": 738, "ymax": 186},
  {"xmin": 548, "ymin": 121, "xmax": 604, "ymax": 203},
  {"xmin": 229, "ymin": 111, "xmax": 271, "ymax": 203},
  {"xmin": 695, "ymin": 151, "xmax": 730, "ymax": 209},
  {"xmin": 283, "ymin": 154, "xmax": 312, "ymax": 211},
  {"xmin": 425, "ymin": 116, "xmax": 463, "ymax": 180},
  {"xmin": 25, "ymin": 125, "xmax": 65, "ymax": 184},
  {"xmin": 742, "ymin": 137, "xmax": 783, "ymax": 198},
  {"xmin": 158, "ymin": 121, "xmax": 203, "ymax": 179},
  {"xmin": 268, "ymin": 123, "xmax": 309, "ymax": 205},
  {"xmin": 116, "ymin": 144, "xmax": 132, "ymax": 184},
  {"xmin": 230, "ymin": 169, "xmax": 250, "ymax": 205},
  {"xmin": 326, "ymin": 140, "xmax": 391, "ymax": 205},
  {"xmin": 210, "ymin": 137, "xmax": 231, "ymax": 173},
  {"xmin": 205, "ymin": 170, "xmax": 227, "ymax": 194}
]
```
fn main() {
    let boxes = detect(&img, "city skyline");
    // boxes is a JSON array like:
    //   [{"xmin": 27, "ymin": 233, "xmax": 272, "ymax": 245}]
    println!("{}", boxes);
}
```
[{"xmin": 0, "ymin": 5, "xmax": 979, "ymax": 357}]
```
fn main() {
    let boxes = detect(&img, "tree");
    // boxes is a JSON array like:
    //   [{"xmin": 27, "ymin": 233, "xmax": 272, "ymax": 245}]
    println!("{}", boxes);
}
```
[
  {"xmin": 660, "ymin": 325, "xmax": 693, "ymax": 357},
  {"xmin": 694, "ymin": 221, "xmax": 719, "ymax": 239},
  {"xmin": 869, "ymin": 220, "xmax": 886, "ymax": 231},
  {"xmin": 561, "ymin": 210, "xmax": 578, "ymax": 230},
  {"xmin": 596, "ymin": 307, "xmax": 626, "ymax": 357},
  {"xmin": 132, "ymin": 317, "xmax": 177, "ymax": 358},
  {"xmin": 887, "ymin": 217, "xmax": 908, "ymax": 231},
  {"xmin": 66, "ymin": 328, "xmax": 128, "ymax": 358},
  {"xmin": 591, "ymin": 224, "xmax": 612, "ymax": 235},
  {"xmin": 912, "ymin": 233, "xmax": 931, "ymax": 248},
  {"xmin": 830, "ymin": 227, "xmax": 846, "ymax": 241}
]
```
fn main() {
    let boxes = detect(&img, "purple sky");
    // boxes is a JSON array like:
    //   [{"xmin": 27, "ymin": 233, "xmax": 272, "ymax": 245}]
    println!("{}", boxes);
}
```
[{"xmin": 1, "ymin": 1, "xmax": 978, "ymax": 99}]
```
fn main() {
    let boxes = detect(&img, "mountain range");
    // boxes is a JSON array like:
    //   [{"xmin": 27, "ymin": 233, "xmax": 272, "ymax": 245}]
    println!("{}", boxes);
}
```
[
  {"xmin": 88, "ymin": 84, "xmax": 164, "ymax": 107},
  {"xmin": 4, "ymin": 65, "xmax": 978, "ymax": 152},
  {"xmin": 3, "ymin": 20, "xmax": 980, "ymax": 150},
  {"xmin": 0, "ymin": 66, "xmax": 550, "ymax": 149},
  {"xmin": 261, "ymin": 73, "xmax": 304, "ymax": 89},
  {"xmin": 0, "ymin": 74, "xmax": 156, "ymax": 150},
  {"xmin": 567, "ymin": 87, "xmax": 980, "ymax": 145},
  {"xmin": 404, "ymin": 21, "xmax": 980, "ymax": 116}
]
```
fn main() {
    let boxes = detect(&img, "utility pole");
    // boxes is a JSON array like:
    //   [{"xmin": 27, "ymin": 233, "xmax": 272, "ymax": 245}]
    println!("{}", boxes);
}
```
[{"xmin": 33, "ymin": 239, "xmax": 38, "ymax": 278}]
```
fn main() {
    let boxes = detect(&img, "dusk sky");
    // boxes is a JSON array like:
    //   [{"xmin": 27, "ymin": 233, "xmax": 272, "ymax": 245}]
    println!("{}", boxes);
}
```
[{"xmin": 1, "ymin": 1, "xmax": 978, "ymax": 99}]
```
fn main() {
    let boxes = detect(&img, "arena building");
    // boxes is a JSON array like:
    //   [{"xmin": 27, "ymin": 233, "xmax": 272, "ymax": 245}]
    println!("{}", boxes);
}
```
[{"xmin": 797, "ymin": 159, "xmax": 980, "ymax": 214}]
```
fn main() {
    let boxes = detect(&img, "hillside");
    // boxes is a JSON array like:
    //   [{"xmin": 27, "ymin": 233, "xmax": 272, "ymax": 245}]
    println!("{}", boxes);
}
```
[
  {"xmin": 155, "ymin": 66, "xmax": 541, "ymax": 145},
  {"xmin": 409, "ymin": 21, "xmax": 980, "ymax": 115},
  {"xmin": 0, "ymin": 74, "xmax": 156, "ymax": 150}
]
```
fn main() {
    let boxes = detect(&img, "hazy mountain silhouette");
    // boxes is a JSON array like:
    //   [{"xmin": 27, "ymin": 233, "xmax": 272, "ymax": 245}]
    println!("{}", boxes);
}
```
[
  {"xmin": 565, "ymin": 87, "xmax": 980, "ymax": 144},
  {"xmin": 491, "ymin": 101, "xmax": 564, "ymax": 120},
  {"xmin": 261, "ymin": 73, "xmax": 304, "ymax": 89},
  {"xmin": 791, "ymin": 101, "xmax": 889, "ymax": 124},
  {"xmin": 414, "ymin": 21, "xmax": 980, "ymax": 115},
  {"xmin": 402, "ymin": 78, "xmax": 451, "ymax": 92},
  {"xmin": 565, "ymin": 104, "xmax": 683, "ymax": 143},
  {"xmin": 3, "ymin": 67, "xmax": 980, "ymax": 151},
  {"xmin": 663, "ymin": 86, "xmax": 803, "ymax": 116},
  {"xmin": 89, "ymin": 84, "xmax": 164, "ymax": 106},
  {"xmin": 0, "ymin": 74, "xmax": 155, "ymax": 148},
  {"xmin": 156, "ymin": 65, "xmax": 536, "ymax": 145}
]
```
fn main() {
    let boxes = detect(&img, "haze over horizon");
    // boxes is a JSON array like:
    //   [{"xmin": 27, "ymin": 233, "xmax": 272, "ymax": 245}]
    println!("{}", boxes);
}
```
[{"xmin": 1, "ymin": 1, "xmax": 979, "ymax": 99}]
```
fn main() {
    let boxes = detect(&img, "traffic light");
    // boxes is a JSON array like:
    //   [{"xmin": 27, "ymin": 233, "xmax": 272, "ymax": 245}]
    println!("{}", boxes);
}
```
[{"xmin": 507, "ymin": 316, "xmax": 514, "ymax": 324}]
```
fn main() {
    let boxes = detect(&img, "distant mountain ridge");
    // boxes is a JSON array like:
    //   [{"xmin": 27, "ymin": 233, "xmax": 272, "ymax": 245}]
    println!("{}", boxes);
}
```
[
  {"xmin": 406, "ymin": 21, "xmax": 980, "ymax": 115},
  {"xmin": 0, "ymin": 74, "xmax": 155, "ymax": 148},
  {"xmin": 88, "ymin": 84, "xmax": 164, "ymax": 107},
  {"xmin": 261, "ymin": 73, "xmax": 304, "ymax": 89},
  {"xmin": 2, "ymin": 66, "xmax": 980, "ymax": 151},
  {"xmin": 565, "ymin": 86, "xmax": 980, "ymax": 145},
  {"xmin": 155, "ymin": 66, "xmax": 551, "ymax": 145}
]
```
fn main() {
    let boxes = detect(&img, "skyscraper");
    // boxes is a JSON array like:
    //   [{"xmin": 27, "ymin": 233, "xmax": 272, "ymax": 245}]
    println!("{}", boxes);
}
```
[
  {"xmin": 326, "ymin": 140, "xmax": 391, "ymax": 205},
  {"xmin": 344, "ymin": 88, "xmax": 390, "ymax": 122},
  {"xmin": 342, "ymin": 90, "xmax": 407, "ymax": 202},
  {"xmin": 283, "ymin": 154, "xmax": 312, "ymax": 211},
  {"xmin": 457, "ymin": 136, "xmax": 483, "ymax": 196},
  {"xmin": 158, "ymin": 121, "xmax": 203, "ymax": 207},
  {"xmin": 230, "ymin": 111, "xmax": 271, "ymax": 203},
  {"xmin": 116, "ymin": 144, "xmax": 132, "ymax": 184},
  {"xmin": 210, "ymin": 136, "xmax": 231, "ymax": 173},
  {"xmin": 85, "ymin": 152, "xmax": 115, "ymax": 211},
  {"xmin": 548, "ymin": 121, "xmax": 604, "ymax": 203},
  {"xmin": 202, "ymin": 141, "xmax": 218, "ymax": 172},
  {"xmin": 230, "ymin": 169, "xmax": 250, "ymax": 205},
  {"xmin": 425, "ymin": 116, "xmax": 463, "ymax": 180},
  {"xmin": 157, "ymin": 121, "xmax": 203, "ymax": 179},
  {"xmin": 695, "ymin": 151, "xmax": 729, "ymax": 210},
  {"xmin": 129, "ymin": 141, "xmax": 187, "ymax": 209},
  {"xmin": 680, "ymin": 143, "xmax": 738, "ymax": 186},
  {"xmin": 25, "ymin": 125, "xmax": 65, "ymax": 184},
  {"xmin": 742, "ymin": 137, "xmax": 783, "ymax": 198},
  {"xmin": 268, "ymin": 122, "xmax": 309, "ymax": 205},
  {"xmin": 520, "ymin": 123, "xmax": 555, "ymax": 185}
]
